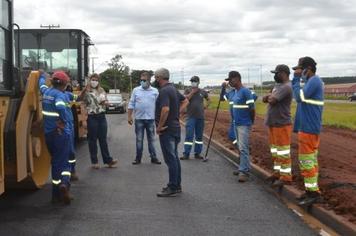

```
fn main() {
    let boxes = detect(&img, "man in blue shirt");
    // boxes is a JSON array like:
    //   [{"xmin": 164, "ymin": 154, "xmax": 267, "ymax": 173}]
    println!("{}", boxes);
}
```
[
  {"xmin": 221, "ymin": 71, "xmax": 255, "ymax": 182},
  {"xmin": 128, "ymin": 71, "xmax": 161, "ymax": 165},
  {"xmin": 292, "ymin": 57, "xmax": 324, "ymax": 206}
]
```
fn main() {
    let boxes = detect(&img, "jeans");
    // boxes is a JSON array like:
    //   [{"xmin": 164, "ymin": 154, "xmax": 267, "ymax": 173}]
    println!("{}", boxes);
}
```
[
  {"xmin": 183, "ymin": 117, "xmax": 204, "ymax": 156},
  {"xmin": 45, "ymin": 131, "xmax": 71, "ymax": 198},
  {"xmin": 235, "ymin": 125, "xmax": 251, "ymax": 174},
  {"xmin": 135, "ymin": 119, "xmax": 157, "ymax": 161},
  {"xmin": 87, "ymin": 113, "xmax": 113, "ymax": 164},
  {"xmin": 159, "ymin": 132, "xmax": 181, "ymax": 190}
]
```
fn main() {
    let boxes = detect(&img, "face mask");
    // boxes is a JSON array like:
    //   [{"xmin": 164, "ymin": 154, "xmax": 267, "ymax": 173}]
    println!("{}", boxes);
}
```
[
  {"xmin": 274, "ymin": 74, "xmax": 282, "ymax": 83},
  {"xmin": 141, "ymin": 80, "xmax": 149, "ymax": 89},
  {"xmin": 191, "ymin": 82, "xmax": 199, "ymax": 87},
  {"xmin": 301, "ymin": 69, "xmax": 308, "ymax": 82},
  {"xmin": 151, "ymin": 80, "xmax": 160, "ymax": 88},
  {"xmin": 226, "ymin": 85, "xmax": 233, "ymax": 93},
  {"xmin": 90, "ymin": 80, "xmax": 99, "ymax": 88}
]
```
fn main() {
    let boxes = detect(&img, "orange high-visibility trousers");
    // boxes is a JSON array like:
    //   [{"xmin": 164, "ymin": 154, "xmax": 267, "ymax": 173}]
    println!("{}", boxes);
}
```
[
  {"xmin": 269, "ymin": 125, "xmax": 292, "ymax": 182},
  {"xmin": 298, "ymin": 132, "xmax": 320, "ymax": 192}
]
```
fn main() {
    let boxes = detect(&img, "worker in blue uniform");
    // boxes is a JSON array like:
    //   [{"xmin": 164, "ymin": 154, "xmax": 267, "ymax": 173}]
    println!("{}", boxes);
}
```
[
  {"xmin": 39, "ymin": 71, "xmax": 72, "ymax": 205},
  {"xmin": 64, "ymin": 89, "xmax": 79, "ymax": 181}
]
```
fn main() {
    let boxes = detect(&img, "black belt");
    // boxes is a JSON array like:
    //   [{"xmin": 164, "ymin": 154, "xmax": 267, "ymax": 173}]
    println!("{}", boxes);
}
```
[{"xmin": 88, "ymin": 112, "xmax": 105, "ymax": 116}]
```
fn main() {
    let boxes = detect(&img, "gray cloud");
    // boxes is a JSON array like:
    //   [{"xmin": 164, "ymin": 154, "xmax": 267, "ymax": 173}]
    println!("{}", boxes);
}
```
[{"xmin": 14, "ymin": 0, "xmax": 356, "ymax": 86}]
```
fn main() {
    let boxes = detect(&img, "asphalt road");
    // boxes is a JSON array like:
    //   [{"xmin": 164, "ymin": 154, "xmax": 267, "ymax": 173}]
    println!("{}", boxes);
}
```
[{"xmin": 0, "ymin": 114, "xmax": 316, "ymax": 236}]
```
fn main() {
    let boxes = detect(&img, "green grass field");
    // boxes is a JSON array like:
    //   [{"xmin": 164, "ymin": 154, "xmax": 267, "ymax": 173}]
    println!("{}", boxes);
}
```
[{"xmin": 208, "ymin": 96, "xmax": 356, "ymax": 130}]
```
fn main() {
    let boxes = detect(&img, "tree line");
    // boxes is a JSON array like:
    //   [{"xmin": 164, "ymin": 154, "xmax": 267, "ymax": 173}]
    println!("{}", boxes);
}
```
[{"xmin": 99, "ymin": 54, "xmax": 185, "ymax": 93}]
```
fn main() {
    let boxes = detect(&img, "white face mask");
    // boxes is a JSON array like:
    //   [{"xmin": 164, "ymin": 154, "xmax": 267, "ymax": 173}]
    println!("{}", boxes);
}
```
[
  {"xmin": 90, "ymin": 80, "xmax": 99, "ymax": 88},
  {"xmin": 191, "ymin": 82, "xmax": 199, "ymax": 88}
]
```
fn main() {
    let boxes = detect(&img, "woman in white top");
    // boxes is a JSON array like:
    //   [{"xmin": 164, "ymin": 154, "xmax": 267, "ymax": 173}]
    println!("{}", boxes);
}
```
[{"xmin": 79, "ymin": 74, "xmax": 118, "ymax": 169}]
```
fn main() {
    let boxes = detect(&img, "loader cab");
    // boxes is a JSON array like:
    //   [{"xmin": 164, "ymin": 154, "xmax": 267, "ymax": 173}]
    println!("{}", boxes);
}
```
[
  {"xmin": 0, "ymin": 0, "xmax": 14, "ymax": 93},
  {"xmin": 14, "ymin": 29, "xmax": 93, "ymax": 90}
]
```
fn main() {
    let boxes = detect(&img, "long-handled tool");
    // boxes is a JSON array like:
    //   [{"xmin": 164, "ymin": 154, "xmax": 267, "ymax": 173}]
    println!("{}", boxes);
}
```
[{"xmin": 203, "ymin": 87, "xmax": 224, "ymax": 162}]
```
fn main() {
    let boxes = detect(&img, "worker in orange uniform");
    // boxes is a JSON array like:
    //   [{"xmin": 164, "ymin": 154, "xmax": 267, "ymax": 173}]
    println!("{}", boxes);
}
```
[
  {"xmin": 263, "ymin": 64, "xmax": 293, "ymax": 187},
  {"xmin": 292, "ymin": 57, "xmax": 324, "ymax": 206}
]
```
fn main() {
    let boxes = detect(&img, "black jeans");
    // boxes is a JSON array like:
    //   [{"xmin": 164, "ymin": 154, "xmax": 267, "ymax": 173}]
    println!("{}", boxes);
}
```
[{"xmin": 87, "ymin": 113, "xmax": 113, "ymax": 164}]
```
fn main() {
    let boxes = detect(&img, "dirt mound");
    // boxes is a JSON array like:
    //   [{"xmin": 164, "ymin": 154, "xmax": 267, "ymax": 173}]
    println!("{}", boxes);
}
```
[{"xmin": 204, "ymin": 110, "xmax": 356, "ymax": 223}]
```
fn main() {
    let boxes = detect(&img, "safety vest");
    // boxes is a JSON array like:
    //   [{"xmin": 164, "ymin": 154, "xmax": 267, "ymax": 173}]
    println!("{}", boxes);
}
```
[{"xmin": 39, "ymin": 76, "xmax": 71, "ymax": 134}]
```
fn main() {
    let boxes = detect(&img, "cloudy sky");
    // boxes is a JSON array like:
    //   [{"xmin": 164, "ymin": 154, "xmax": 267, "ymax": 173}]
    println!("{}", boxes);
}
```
[{"xmin": 14, "ymin": 0, "xmax": 356, "ymax": 86}]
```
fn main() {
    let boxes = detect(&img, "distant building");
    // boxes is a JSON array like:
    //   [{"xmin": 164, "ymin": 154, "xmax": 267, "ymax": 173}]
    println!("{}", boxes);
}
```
[{"xmin": 324, "ymin": 83, "xmax": 356, "ymax": 96}]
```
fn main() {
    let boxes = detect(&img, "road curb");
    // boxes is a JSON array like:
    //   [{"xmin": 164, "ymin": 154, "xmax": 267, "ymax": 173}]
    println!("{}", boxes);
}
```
[{"xmin": 202, "ymin": 133, "xmax": 356, "ymax": 236}]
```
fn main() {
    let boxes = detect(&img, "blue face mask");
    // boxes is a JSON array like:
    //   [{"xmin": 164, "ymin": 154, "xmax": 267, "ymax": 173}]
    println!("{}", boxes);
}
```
[
  {"xmin": 301, "ymin": 69, "xmax": 308, "ymax": 82},
  {"xmin": 141, "ymin": 80, "xmax": 149, "ymax": 89}
]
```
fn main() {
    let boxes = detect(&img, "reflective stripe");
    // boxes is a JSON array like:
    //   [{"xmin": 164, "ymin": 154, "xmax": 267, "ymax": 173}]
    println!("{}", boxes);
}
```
[
  {"xmin": 73, "ymin": 94, "xmax": 78, "ymax": 100},
  {"xmin": 195, "ymin": 141, "xmax": 203, "ymax": 145},
  {"xmin": 52, "ymin": 179, "xmax": 61, "ymax": 185},
  {"xmin": 42, "ymin": 111, "xmax": 60, "ymax": 117},
  {"xmin": 300, "ymin": 90, "xmax": 324, "ymax": 106},
  {"xmin": 40, "ymin": 85, "xmax": 48, "ymax": 89},
  {"xmin": 246, "ymin": 99, "xmax": 254, "ymax": 104},
  {"xmin": 277, "ymin": 149, "xmax": 290, "ymax": 155},
  {"xmin": 184, "ymin": 142, "xmax": 193, "ymax": 145},
  {"xmin": 280, "ymin": 168, "xmax": 292, "ymax": 173},
  {"xmin": 305, "ymin": 183, "xmax": 318, "ymax": 188},
  {"xmin": 61, "ymin": 171, "xmax": 71, "ymax": 176},
  {"xmin": 68, "ymin": 159, "xmax": 76, "ymax": 163},
  {"xmin": 273, "ymin": 166, "xmax": 281, "ymax": 170},
  {"xmin": 251, "ymin": 91, "xmax": 255, "ymax": 94},
  {"xmin": 233, "ymin": 105, "xmax": 249, "ymax": 109},
  {"xmin": 233, "ymin": 139, "xmax": 237, "ymax": 144},
  {"xmin": 229, "ymin": 102, "xmax": 234, "ymax": 105},
  {"xmin": 55, "ymin": 101, "xmax": 66, "ymax": 107},
  {"xmin": 270, "ymin": 148, "xmax": 278, "ymax": 153},
  {"xmin": 223, "ymin": 95, "xmax": 228, "ymax": 101}
]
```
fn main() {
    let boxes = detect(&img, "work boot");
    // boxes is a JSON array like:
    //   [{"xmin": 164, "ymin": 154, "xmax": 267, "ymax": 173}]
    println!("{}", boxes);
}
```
[
  {"xmin": 180, "ymin": 155, "xmax": 189, "ymax": 160},
  {"xmin": 157, "ymin": 187, "xmax": 178, "ymax": 197},
  {"xmin": 70, "ymin": 172, "xmax": 79, "ymax": 181},
  {"xmin": 194, "ymin": 154, "xmax": 203, "ymax": 159},
  {"xmin": 132, "ymin": 160, "xmax": 141, "ymax": 165},
  {"xmin": 271, "ymin": 180, "xmax": 285, "ymax": 188},
  {"xmin": 107, "ymin": 159, "xmax": 118, "ymax": 168},
  {"xmin": 238, "ymin": 173, "xmax": 249, "ymax": 183},
  {"xmin": 298, "ymin": 191, "xmax": 321, "ymax": 206},
  {"xmin": 59, "ymin": 184, "xmax": 71, "ymax": 205},
  {"xmin": 265, "ymin": 174, "xmax": 279, "ymax": 185},
  {"xmin": 296, "ymin": 191, "xmax": 309, "ymax": 201},
  {"xmin": 151, "ymin": 158, "xmax": 161, "ymax": 165}
]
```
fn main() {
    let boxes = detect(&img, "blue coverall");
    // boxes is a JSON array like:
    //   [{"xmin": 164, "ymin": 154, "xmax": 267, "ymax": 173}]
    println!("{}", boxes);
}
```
[{"xmin": 39, "ymin": 75, "xmax": 71, "ymax": 198}]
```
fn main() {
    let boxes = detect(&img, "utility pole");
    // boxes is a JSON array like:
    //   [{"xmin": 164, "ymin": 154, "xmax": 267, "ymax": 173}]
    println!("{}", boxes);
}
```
[
  {"xmin": 181, "ymin": 68, "xmax": 185, "ymax": 90},
  {"xmin": 260, "ymin": 64, "xmax": 263, "ymax": 97},
  {"xmin": 40, "ymin": 24, "xmax": 60, "ymax": 29},
  {"xmin": 90, "ymin": 56, "xmax": 98, "ymax": 74},
  {"xmin": 248, "ymin": 68, "xmax": 250, "ymax": 84}
]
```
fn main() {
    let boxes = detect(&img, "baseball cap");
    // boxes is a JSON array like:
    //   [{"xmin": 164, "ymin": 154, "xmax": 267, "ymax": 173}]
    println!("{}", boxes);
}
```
[
  {"xmin": 52, "ymin": 71, "xmax": 70, "ymax": 83},
  {"xmin": 292, "ymin": 57, "xmax": 317, "ymax": 70},
  {"xmin": 225, "ymin": 71, "xmax": 241, "ymax": 81},
  {"xmin": 301, "ymin": 56, "xmax": 317, "ymax": 69},
  {"xmin": 190, "ymin": 76, "xmax": 200, "ymax": 82},
  {"xmin": 271, "ymin": 64, "xmax": 290, "ymax": 74}
]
